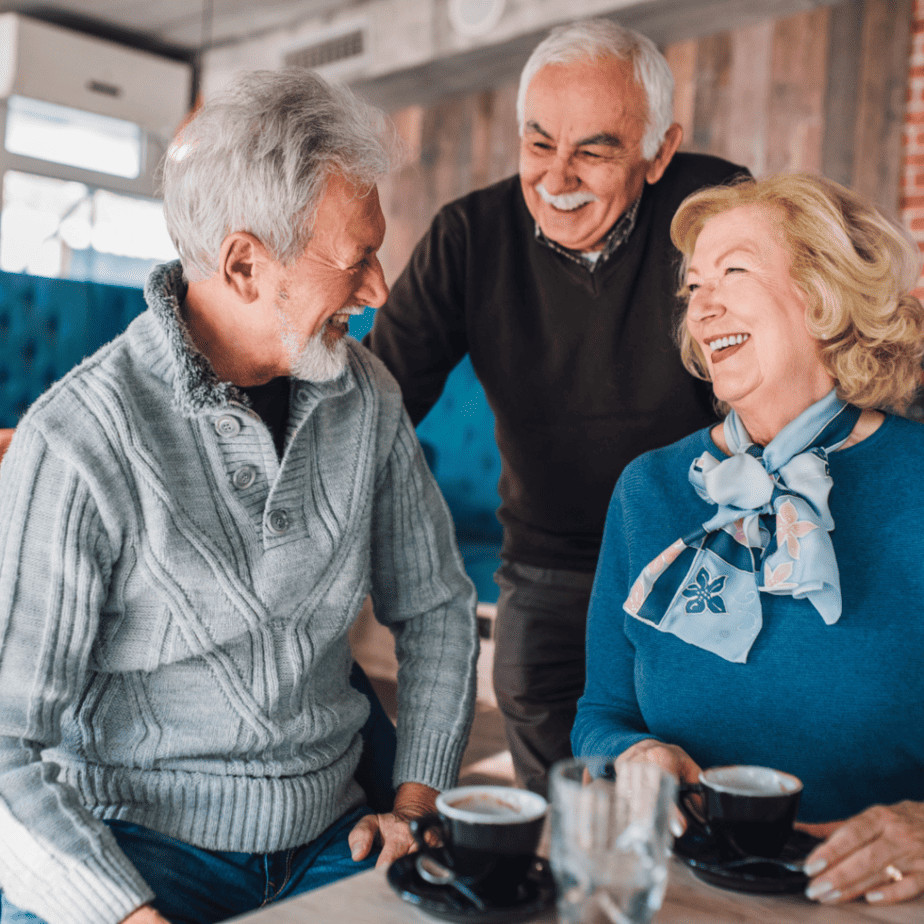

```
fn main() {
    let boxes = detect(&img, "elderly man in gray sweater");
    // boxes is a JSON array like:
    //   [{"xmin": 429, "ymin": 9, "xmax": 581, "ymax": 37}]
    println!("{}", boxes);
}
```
[{"xmin": 0, "ymin": 70, "xmax": 478, "ymax": 924}]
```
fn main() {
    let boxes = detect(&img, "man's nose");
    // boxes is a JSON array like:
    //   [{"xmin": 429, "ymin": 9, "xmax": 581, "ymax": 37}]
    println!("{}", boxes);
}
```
[
  {"xmin": 542, "ymin": 150, "xmax": 577, "ymax": 193},
  {"xmin": 359, "ymin": 255, "xmax": 389, "ymax": 309}
]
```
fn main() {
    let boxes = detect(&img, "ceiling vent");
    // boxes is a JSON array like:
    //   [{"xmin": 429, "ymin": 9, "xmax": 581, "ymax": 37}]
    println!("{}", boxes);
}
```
[{"xmin": 285, "ymin": 28, "xmax": 366, "ymax": 72}]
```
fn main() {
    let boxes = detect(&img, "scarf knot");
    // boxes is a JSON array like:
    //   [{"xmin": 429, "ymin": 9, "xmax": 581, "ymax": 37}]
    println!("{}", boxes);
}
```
[
  {"xmin": 695, "ymin": 450, "xmax": 775, "ymax": 513},
  {"xmin": 624, "ymin": 391, "xmax": 860, "ymax": 663}
]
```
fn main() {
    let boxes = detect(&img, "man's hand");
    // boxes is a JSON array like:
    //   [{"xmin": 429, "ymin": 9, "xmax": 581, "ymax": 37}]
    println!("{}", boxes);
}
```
[
  {"xmin": 348, "ymin": 781, "xmax": 439, "ymax": 869},
  {"xmin": 120, "ymin": 905, "xmax": 171, "ymax": 924}
]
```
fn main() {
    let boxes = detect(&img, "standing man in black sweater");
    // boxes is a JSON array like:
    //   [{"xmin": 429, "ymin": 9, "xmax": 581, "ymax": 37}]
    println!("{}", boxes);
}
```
[{"xmin": 366, "ymin": 18, "xmax": 748, "ymax": 795}]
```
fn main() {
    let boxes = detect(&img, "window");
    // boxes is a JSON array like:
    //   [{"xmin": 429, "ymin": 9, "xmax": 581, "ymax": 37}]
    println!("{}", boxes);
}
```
[
  {"xmin": 1, "ymin": 171, "xmax": 177, "ymax": 288},
  {"xmin": 1, "ymin": 96, "xmax": 177, "ymax": 288},
  {"xmin": 5, "ymin": 95, "xmax": 142, "ymax": 179}
]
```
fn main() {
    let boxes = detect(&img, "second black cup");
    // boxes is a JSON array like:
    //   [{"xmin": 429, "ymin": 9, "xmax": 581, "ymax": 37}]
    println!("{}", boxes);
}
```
[
  {"xmin": 679, "ymin": 764, "xmax": 803, "ymax": 859},
  {"xmin": 409, "ymin": 785, "xmax": 548, "ymax": 898}
]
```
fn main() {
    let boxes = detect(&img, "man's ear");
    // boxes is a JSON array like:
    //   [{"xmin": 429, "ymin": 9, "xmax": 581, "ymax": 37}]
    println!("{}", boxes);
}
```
[
  {"xmin": 218, "ymin": 232, "xmax": 271, "ymax": 304},
  {"xmin": 645, "ymin": 123, "xmax": 683, "ymax": 186}
]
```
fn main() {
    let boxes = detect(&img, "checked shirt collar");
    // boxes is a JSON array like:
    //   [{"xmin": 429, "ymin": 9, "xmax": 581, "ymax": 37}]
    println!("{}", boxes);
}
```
[{"xmin": 533, "ymin": 195, "xmax": 641, "ymax": 272}]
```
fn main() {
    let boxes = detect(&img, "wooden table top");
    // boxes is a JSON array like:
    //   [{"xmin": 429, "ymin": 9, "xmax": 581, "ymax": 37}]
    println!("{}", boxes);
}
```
[{"xmin": 230, "ymin": 857, "xmax": 924, "ymax": 924}]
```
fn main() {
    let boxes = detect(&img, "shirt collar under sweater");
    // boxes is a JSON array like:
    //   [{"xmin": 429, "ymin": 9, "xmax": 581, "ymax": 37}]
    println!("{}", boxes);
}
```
[
  {"xmin": 143, "ymin": 260, "xmax": 354, "ymax": 418},
  {"xmin": 533, "ymin": 195, "xmax": 641, "ymax": 272}
]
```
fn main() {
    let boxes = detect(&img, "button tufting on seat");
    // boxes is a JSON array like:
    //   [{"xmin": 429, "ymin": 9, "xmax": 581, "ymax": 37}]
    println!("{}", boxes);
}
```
[
  {"xmin": 215, "ymin": 415, "xmax": 241, "ymax": 437},
  {"xmin": 266, "ymin": 509, "xmax": 290, "ymax": 535},
  {"xmin": 232, "ymin": 465, "xmax": 256, "ymax": 489},
  {"xmin": 0, "ymin": 273, "xmax": 147, "ymax": 428}
]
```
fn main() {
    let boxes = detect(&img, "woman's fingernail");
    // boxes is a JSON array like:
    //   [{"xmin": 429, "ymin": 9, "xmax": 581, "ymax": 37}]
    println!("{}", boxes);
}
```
[
  {"xmin": 805, "ymin": 880, "xmax": 835, "ymax": 900},
  {"xmin": 670, "ymin": 818, "xmax": 685, "ymax": 838},
  {"xmin": 866, "ymin": 892, "xmax": 884, "ymax": 903},
  {"xmin": 804, "ymin": 858, "xmax": 827, "ymax": 876}
]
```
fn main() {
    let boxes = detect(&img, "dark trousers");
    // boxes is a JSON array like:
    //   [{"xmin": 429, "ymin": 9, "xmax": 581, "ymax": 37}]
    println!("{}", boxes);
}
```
[{"xmin": 492, "ymin": 560, "xmax": 595, "ymax": 797}]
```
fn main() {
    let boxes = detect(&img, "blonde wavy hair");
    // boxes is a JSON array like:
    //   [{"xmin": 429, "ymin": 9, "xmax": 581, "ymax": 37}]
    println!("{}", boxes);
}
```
[{"xmin": 671, "ymin": 173, "xmax": 924, "ymax": 412}]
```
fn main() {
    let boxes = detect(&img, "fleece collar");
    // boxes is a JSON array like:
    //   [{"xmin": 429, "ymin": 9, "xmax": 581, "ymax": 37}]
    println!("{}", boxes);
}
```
[{"xmin": 143, "ymin": 260, "xmax": 249, "ymax": 417}]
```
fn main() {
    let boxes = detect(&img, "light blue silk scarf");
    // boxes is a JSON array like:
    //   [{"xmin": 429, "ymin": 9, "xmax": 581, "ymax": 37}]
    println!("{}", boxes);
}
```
[{"xmin": 623, "ymin": 390, "xmax": 861, "ymax": 662}]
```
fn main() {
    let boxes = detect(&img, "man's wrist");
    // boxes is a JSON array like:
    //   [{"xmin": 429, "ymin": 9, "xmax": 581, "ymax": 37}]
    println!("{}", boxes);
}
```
[{"xmin": 392, "ymin": 781, "xmax": 439, "ymax": 818}]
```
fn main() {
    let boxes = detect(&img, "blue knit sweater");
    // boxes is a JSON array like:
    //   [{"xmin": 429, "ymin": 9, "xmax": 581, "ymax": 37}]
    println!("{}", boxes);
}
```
[
  {"xmin": 573, "ymin": 415, "xmax": 924, "ymax": 823},
  {"xmin": 0, "ymin": 262, "xmax": 479, "ymax": 924}
]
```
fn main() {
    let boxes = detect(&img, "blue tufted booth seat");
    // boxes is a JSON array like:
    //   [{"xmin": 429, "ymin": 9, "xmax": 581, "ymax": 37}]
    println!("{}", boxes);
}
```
[{"xmin": 0, "ymin": 270, "xmax": 147, "ymax": 429}]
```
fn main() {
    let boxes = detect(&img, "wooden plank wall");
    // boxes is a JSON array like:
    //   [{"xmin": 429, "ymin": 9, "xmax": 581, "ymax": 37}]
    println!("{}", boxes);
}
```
[
  {"xmin": 376, "ymin": 0, "xmax": 910, "ymax": 286},
  {"xmin": 666, "ymin": 0, "xmax": 910, "ymax": 218},
  {"xmin": 377, "ymin": 86, "xmax": 520, "ymax": 285}
]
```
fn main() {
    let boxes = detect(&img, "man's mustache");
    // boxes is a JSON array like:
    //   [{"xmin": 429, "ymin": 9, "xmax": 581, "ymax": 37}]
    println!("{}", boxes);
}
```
[{"xmin": 536, "ymin": 183, "xmax": 599, "ymax": 211}]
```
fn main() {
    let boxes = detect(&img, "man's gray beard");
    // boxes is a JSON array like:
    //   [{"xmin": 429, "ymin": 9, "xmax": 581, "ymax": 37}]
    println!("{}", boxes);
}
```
[{"xmin": 288, "ymin": 329, "xmax": 348, "ymax": 382}]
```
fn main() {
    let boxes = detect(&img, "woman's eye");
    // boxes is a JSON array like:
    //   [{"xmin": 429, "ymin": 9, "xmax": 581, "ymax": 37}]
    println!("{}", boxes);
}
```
[
  {"xmin": 726, "ymin": 266, "xmax": 745, "ymax": 275},
  {"xmin": 686, "ymin": 283, "xmax": 700, "ymax": 293}
]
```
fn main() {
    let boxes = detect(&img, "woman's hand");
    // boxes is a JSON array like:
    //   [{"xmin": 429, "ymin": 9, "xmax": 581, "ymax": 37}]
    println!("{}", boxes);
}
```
[
  {"xmin": 801, "ymin": 801, "xmax": 924, "ymax": 905},
  {"xmin": 617, "ymin": 738, "xmax": 702, "ymax": 784},
  {"xmin": 617, "ymin": 739, "xmax": 703, "ymax": 838}
]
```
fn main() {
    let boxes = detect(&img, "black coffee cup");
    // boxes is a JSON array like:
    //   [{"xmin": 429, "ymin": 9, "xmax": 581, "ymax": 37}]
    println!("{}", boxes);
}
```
[
  {"xmin": 409, "ymin": 785, "xmax": 547, "ymax": 901},
  {"xmin": 679, "ymin": 765, "xmax": 802, "ymax": 859}
]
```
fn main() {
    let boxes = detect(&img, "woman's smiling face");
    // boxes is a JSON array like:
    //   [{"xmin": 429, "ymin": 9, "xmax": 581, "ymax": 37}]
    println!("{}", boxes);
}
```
[{"xmin": 684, "ymin": 204, "xmax": 834, "ymax": 439}]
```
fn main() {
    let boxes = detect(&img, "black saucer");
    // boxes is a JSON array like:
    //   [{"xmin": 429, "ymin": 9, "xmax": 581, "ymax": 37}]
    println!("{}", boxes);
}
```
[
  {"xmin": 386, "ymin": 854, "xmax": 556, "ymax": 923},
  {"xmin": 673, "ymin": 829, "xmax": 823, "ymax": 894}
]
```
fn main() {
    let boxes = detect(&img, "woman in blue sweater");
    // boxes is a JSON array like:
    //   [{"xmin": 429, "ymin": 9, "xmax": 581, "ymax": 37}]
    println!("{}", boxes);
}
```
[{"xmin": 573, "ymin": 173, "xmax": 924, "ymax": 906}]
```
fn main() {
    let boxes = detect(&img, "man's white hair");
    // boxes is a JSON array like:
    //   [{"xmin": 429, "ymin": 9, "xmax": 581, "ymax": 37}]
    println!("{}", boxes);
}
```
[
  {"xmin": 162, "ymin": 68, "xmax": 392, "ymax": 282},
  {"xmin": 516, "ymin": 18, "xmax": 675, "ymax": 160}
]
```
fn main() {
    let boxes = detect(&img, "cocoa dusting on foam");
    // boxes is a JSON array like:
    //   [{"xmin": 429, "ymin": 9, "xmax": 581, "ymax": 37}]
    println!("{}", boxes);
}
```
[{"xmin": 448, "ymin": 794, "xmax": 522, "ymax": 818}]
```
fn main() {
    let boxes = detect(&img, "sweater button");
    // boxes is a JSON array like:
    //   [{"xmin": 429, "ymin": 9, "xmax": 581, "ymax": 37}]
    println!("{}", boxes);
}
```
[
  {"xmin": 267, "ymin": 509, "xmax": 290, "ymax": 535},
  {"xmin": 232, "ymin": 465, "xmax": 256, "ymax": 489},
  {"xmin": 215, "ymin": 415, "xmax": 241, "ymax": 437}
]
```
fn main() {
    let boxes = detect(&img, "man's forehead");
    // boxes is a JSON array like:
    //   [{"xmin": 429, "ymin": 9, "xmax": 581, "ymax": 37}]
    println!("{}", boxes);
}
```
[
  {"xmin": 523, "ymin": 56, "xmax": 647, "ymax": 138},
  {"xmin": 353, "ymin": 192, "xmax": 386, "ymax": 249},
  {"xmin": 317, "ymin": 177, "xmax": 385, "ymax": 247}
]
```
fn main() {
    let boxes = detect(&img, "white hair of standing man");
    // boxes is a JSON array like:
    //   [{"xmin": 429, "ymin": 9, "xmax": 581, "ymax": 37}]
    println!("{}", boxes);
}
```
[
  {"xmin": 516, "ymin": 18, "xmax": 675, "ymax": 160},
  {"xmin": 162, "ymin": 68, "xmax": 392, "ymax": 282}
]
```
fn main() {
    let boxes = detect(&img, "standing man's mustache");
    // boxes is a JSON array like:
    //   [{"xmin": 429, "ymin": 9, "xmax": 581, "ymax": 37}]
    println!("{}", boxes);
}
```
[{"xmin": 536, "ymin": 183, "xmax": 599, "ymax": 211}]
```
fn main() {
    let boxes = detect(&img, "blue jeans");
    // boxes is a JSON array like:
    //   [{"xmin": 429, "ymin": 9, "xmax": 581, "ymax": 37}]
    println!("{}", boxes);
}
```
[{"xmin": 1, "ymin": 806, "xmax": 377, "ymax": 924}]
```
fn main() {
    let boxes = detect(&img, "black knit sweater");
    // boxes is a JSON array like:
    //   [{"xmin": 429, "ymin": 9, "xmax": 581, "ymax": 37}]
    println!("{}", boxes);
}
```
[{"xmin": 366, "ymin": 153, "xmax": 748, "ymax": 571}]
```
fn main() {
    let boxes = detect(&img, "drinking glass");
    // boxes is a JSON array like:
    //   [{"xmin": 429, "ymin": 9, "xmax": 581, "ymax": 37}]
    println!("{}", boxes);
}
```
[{"xmin": 549, "ymin": 758, "xmax": 677, "ymax": 924}]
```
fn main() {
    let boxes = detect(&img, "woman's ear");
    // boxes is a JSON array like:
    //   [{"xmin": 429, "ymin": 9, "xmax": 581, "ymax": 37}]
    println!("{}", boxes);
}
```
[{"xmin": 218, "ymin": 232, "xmax": 270, "ymax": 304}]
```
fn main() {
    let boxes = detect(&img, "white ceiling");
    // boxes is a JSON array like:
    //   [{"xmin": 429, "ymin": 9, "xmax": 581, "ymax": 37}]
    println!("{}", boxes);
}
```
[{"xmin": 0, "ymin": 0, "xmax": 366, "ymax": 55}]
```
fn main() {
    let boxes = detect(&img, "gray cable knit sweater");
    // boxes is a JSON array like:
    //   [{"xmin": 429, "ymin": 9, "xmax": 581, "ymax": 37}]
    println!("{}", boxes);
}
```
[{"xmin": 0, "ymin": 262, "xmax": 479, "ymax": 924}]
